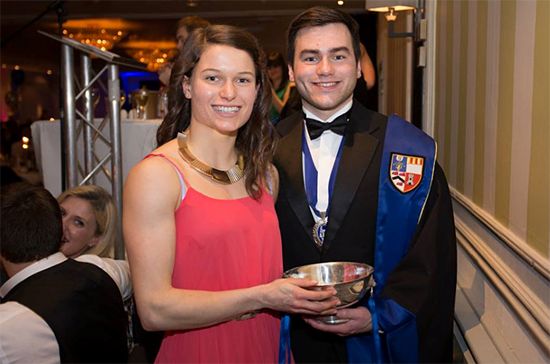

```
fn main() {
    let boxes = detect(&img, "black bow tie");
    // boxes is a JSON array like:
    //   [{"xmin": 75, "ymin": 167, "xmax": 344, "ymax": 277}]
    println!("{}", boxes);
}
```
[{"xmin": 305, "ymin": 113, "xmax": 348, "ymax": 140}]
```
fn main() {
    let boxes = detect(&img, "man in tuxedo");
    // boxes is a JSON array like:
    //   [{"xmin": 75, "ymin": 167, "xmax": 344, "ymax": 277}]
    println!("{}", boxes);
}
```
[
  {"xmin": 274, "ymin": 6, "xmax": 457, "ymax": 363},
  {"xmin": 0, "ymin": 183, "xmax": 128, "ymax": 363}
]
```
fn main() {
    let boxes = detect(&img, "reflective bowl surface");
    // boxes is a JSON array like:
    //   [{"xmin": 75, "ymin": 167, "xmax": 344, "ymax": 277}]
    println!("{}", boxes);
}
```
[{"xmin": 284, "ymin": 261, "xmax": 375, "ymax": 323}]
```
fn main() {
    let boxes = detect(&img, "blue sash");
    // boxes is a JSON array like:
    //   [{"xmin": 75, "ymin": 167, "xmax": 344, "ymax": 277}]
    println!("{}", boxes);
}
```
[{"xmin": 346, "ymin": 114, "xmax": 436, "ymax": 363}]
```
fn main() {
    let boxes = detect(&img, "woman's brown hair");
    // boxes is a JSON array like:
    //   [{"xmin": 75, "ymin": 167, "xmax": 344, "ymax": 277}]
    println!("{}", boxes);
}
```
[{"xmin": 156, "ymin": 24, "xmax": 276, "ymax": 200}]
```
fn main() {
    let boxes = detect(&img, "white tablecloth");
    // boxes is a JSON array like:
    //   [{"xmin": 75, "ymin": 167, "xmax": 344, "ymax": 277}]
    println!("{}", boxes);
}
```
[{"xmin": 31, "ymin": 118, "xmax": 161, "ymax": 197}]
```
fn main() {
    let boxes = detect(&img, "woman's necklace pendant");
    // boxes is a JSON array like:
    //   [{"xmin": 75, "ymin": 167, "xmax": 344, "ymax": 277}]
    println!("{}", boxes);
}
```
[{"xmin": 177, "ymin": 132, "xmax": 244, "ymax": 185}]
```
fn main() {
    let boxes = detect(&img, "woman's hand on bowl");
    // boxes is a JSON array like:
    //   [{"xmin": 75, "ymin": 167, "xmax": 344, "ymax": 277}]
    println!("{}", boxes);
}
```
[{"xmin": 259, "ymin": 278, "xmax": 340, "ymax": 315}]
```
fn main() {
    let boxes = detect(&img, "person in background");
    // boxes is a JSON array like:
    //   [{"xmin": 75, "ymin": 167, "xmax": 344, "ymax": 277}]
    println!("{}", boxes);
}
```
[
  {"xmin": 124, "ymin": 24, "xmax": 338, "ymax": 363},
  {"xmin": 157, "ymin": 62, "xmax": 172, "ymax": 119},
  {"xmin": 266, "ymin": 51, "xmax": 300, "ymax": 124},
  {"xmin": 176, "ymin": 16, "xmax": 211, "ymax": 52},
  {"xmin": 56, "ymin": 184, "xmax": 136, "ymax": 355},
  {"xmin": 160, "ymin": 16, "xmax": 210, "ymax": 86},
  {"xmin": 57, "ymin": 184, "xmax": 117, "ymax": 259},
  {"xmin": 157, "ymin": 61, "xmax": 173, "ymax": 90},
  {"xmin": 56, "ymin": 184, "xmax": 132, "ymax": 300},
  {"xmin": 274, "ymin": 6, "xmax": 456, "ymax": 363},
  {"xmin": 0, "ymin": 182, "xmax": 128, "ymax": 363},
  {"xmin": 353, "ymin": 41, "xmax": 378, "ymax": 111},
  {"xmin": 157, "ymin": 16, "xmax": 211, "ymax": 119},
  {"xmin": 359, "ymin": 42, "xmax": 376, "ymax": 91}
]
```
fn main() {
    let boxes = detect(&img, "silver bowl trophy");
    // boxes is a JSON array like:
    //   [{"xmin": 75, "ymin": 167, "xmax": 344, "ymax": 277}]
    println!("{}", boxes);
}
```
[{"xmin": 284, "ymin": 262, "xmax": 375, "ymax": 324}]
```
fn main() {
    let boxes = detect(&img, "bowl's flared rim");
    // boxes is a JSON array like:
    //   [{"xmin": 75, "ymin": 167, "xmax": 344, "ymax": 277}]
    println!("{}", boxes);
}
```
[{"xmin": 283, "ymin": 261, "xmax": 374, "ymax": 286}]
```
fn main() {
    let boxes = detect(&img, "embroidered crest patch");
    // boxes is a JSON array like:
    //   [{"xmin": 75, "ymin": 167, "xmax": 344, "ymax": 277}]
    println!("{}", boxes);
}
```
[{"xmin": 390, "ymin": 153, "xmax": 424, "ymax": 193}]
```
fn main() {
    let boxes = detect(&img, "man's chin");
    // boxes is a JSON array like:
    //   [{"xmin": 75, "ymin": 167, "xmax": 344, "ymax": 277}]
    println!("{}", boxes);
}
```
[{"xmin": 303, "ymin": 99, "xmax": 348, "ymax": 118}]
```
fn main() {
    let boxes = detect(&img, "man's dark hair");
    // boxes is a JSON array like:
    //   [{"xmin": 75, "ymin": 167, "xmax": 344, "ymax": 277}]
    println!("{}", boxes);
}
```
[
  {"xmin": 1, "ymin": 182, "xmax": 62, "ymax": 263},
  {"xmin": 286, "ymin": 6, "xmax": 361, "ymax": 66}
]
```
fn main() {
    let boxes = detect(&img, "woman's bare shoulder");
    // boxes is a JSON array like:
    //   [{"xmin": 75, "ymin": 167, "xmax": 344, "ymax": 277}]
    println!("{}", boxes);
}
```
[
  {"xmin": 126, "ymin": 139, "xmax": 181, "ymax": 193},
  {"xmin": 129, "ymin": 139, "xmax": 178, "ymax": 175}
]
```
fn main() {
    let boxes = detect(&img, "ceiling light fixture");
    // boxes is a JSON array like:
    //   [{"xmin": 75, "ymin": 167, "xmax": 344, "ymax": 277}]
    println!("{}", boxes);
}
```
[
  {"xmin": 62, "ymin": 28, "xmax": 123, "ymax": 51},
  {"xmin": 365, "ymin": 0, "xmax": 425, "ymax": 40},
  {"xmin": 120, "ymin": 40, "xmax": 178, "ymax": 72},
  {"xmin": 365, "ymin": 0, "xmax": 416, "ymax": 13},
  {"xmin": 61, "ymin": 19, "xmax": 132, "ymax": 52}
]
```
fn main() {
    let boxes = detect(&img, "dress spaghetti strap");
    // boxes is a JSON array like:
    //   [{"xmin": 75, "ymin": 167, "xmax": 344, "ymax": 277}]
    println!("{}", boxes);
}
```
[{"xmin": 144, "ymin": 153, "xmax": 187, "ymax": 201}]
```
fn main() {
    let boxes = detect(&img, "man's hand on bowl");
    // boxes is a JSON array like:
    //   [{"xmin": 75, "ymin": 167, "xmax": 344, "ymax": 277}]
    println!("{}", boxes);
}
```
[{"xmin": 303, "ymin": 306, "xmax": 373, "ymax": 336}]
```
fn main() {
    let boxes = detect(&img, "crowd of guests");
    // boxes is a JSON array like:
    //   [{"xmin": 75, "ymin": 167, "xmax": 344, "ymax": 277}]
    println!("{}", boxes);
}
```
[{"xmin": 0, "ymin": 6, "xmax": 456, "ymax": 364}]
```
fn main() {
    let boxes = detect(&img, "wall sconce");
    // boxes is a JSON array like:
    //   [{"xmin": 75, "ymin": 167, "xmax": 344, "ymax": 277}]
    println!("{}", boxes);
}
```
[{"xmin": 365, "ymin": 0, "xmax": 426, "ymax": 40}]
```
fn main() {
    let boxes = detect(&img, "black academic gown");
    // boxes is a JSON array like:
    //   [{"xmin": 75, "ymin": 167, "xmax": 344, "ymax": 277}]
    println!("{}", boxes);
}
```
[{"xmin": 274, "ymin": 101, "xmax": 457, "ymax": 363}]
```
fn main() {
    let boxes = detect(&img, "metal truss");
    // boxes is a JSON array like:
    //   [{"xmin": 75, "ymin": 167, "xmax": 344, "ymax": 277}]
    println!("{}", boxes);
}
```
[{"xmin": 42, "ymin": 30, "xmax": 146, "ymax": 258}]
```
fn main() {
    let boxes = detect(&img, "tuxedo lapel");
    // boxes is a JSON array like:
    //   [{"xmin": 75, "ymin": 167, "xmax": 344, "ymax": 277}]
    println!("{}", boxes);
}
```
[
  {"xmin": 324, "ymin": 103, "xmax": 382, "ymax": 246},
  {"xmin": 276, "ymin": 114, "xmax": 315, "ymax": 241}
]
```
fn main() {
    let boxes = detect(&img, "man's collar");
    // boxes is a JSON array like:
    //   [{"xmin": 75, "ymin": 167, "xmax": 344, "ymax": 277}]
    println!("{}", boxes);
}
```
[
  {"xmin": 0, "ymin": 252, "xmax": 67, "ymax": 298},
  {"xmin": 302, "ymin": 99, "xmax": 353, "ymax": 123}
]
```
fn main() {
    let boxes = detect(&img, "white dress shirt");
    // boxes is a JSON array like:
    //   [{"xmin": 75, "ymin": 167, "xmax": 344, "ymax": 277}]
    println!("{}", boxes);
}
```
[
  {"xmin": 0, "ymin": 301, "xmax": 59, "ymax": 364},
  {"xmin": 303, "ymin": 100, "xmax": 353, "ymax": 222},
  {"xmin": 0, "ymin": 252, "xmax": 132, "ymax": 364},
  {"xmin": 75, "ymin": 254, "xmax": 132, "ymax": 301}
]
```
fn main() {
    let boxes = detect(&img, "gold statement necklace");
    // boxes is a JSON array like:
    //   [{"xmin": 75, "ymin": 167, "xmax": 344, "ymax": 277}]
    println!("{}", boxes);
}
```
[{"xmin": 177, "ymin": 132, "xmax": 245, "ymax": 185}]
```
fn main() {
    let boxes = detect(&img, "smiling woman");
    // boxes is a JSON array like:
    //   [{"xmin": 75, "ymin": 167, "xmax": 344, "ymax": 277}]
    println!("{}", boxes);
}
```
[
  {"xmin": 123, "ymin": 24, "xmax": 340, "ymax": 363},
  {"xmin": 156, "ymin": 24, "xmax": 275, "ymax": 199},
  {"xmin": 182, "ymin": 44, "xmax": 258, "ymax": 139}
]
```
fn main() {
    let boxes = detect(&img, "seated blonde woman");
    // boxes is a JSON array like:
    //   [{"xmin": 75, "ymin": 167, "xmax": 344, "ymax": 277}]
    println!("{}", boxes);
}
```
[
  {"xmin": 58, "ymin": 184, "xmax": 117, "ymax": 258},
  {"xmin": 57, "ymin": 185, "xmax": 130, "ymax": 300}
]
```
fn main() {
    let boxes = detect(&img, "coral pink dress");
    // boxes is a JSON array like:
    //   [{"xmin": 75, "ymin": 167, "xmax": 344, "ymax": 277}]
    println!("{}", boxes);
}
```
[{"xmin": 150, "ymin": 154, "xmax": 282, "ymax": 363}]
